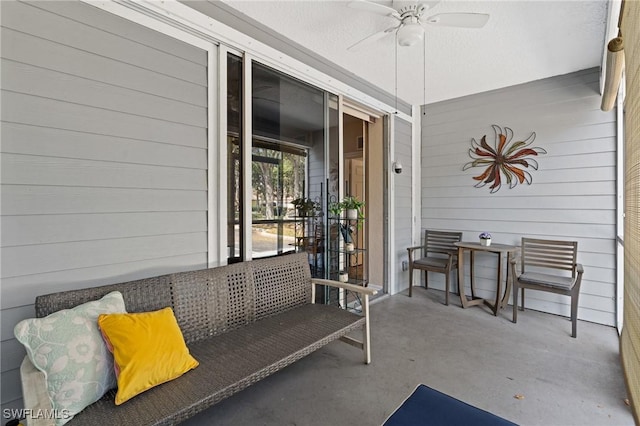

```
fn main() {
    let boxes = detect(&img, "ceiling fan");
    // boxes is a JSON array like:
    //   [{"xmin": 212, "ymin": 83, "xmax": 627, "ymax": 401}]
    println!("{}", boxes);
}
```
[{"xmin": 347, "ymin": 0, "xmax": 489, "ymax": 50}]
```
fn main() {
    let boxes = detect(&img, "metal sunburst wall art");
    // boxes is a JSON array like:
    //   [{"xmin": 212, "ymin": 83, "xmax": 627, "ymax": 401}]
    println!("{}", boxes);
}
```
[{"xmin": 463, "ymin": 125, "xmax": 547, "ymax": 194}]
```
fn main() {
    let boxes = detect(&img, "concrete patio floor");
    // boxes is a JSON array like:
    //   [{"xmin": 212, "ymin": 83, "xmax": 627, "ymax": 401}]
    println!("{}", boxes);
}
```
[{"xmin": 184, "ymin": 288, "xmax": 633, "ymax": 425}]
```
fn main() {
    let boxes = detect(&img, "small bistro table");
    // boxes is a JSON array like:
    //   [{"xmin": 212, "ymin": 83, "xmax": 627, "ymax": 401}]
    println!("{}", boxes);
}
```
[{"xmin": 454, "ymin": 241, "xmax": 518, "ymax": 316}]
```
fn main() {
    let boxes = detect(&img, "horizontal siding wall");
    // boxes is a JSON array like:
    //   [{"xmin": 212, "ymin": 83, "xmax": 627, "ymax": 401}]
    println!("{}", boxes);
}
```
[
  {"xmin": 421, "ymin": 68, "xmax": 617, "ymax": 326},
  {"xmin": 0, "ymin": 1, "xmax": 209, "ymax": 413},
  {"xmin": 394, "ymin": 117, "xmax": 413, "ymax": 293}
]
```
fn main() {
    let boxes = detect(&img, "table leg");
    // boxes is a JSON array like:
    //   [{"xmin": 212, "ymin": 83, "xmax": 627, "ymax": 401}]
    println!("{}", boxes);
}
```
[
  {"xmin": 494, "ymin": 252, "xmax": 504, "ymax": 315},
  {"xmin": 457, "ymin": 246, "xmax": 469, "ymax": 308},
  {"xmin": 470, "ymin": 250, "xmax": 476, "ymax": 299},
  {"xmin": 501, "ymin": 252, "xmax": 513, "ymax": 309},
  {"xmin": 458, "ymin": 246, "xmax": 485, "ymax": 309},
  {"xmin": 482, "ymin": 251, "xmax": 503, "ymax": 316}
]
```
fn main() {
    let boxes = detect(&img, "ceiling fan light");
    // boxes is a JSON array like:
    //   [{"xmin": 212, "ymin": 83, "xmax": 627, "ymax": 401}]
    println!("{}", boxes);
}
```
[{"xmin": 397, "ymin": 23, "xmax": 424, "ymax": 46}]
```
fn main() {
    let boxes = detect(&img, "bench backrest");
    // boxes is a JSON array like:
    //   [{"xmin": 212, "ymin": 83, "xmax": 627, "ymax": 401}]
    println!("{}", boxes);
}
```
[{"xmin": 34, "ymin": 252, "xmax": 312, "ymax": 344}]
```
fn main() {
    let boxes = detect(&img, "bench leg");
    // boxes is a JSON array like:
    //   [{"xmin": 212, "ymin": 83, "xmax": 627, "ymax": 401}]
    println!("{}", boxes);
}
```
[{"xmin": 363, "ymin": 294, "xmax": 371, "ymax": 364}]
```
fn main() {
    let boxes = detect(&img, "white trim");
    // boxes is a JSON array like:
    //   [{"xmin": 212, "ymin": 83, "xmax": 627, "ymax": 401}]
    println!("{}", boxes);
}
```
[
  {"xmin": 412, "ymin": 105, "xmax": 422, "ymax": 248},
  {"xmin": 343, "ymin": 105, "xmax": 373, "ymax": 123},
  {"xmin": 242, "ymin": 53, "xmax": 254, "ymax": 260},
  {"xmin": 226, "ymin": 45, "xmax": 244, "ymax": 59},
  {"xmin": 387, "ymin": 115, "xmax": 396, "ymax": 295},
  {"xmin": 393, "ymin": 110, "xmax": 411, "ymax": 123},
  {"xmin": 98, "ymin": 0, "xmax": 412, "ymax": 123},
  {"xmin": 84, "ymin": 0, "xmax": 212, "ymax": 49},
  {"xmin": 216, "ymin": 45, "xmax": 229, "ymax": 267},
  {"xmin": 338, "ymin": 95, "xmax": 345, "ymax": 275},
  {"xmin": 343, "ymin": 99, "xmax": 382, "ymax": 123},
  {"xmin": 615, "ymin": 79, "xmax": 625, "ymax": 334},
  {"xmin": 338, "ymin": 95, "xmax": 345, "ymax": 201},
  {"xmin": 207, "ymin": 45, "xmax": 219, "ymax": 267}
]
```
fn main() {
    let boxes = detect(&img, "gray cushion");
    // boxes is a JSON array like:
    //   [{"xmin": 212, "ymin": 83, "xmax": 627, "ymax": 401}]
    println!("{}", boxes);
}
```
[
  {"xmin": 519, "ymin": 271, "xmax": 575, "ymax": 289},
  {"xmin": 413, "ymin": 257, "xmax": 452, "ymax": 269}
]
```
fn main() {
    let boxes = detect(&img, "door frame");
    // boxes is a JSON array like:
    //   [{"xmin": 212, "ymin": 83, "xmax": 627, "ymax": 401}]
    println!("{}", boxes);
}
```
[{"xmin": 342, "ymin": 99, "xmax": 389, "ymax": 294}]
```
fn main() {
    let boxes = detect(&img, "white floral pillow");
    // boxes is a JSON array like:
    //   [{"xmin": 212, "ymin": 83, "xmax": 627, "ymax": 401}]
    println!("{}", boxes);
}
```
[{"xmin": 14, "ymin": 291, "xmax": 126, "ymax": 426}]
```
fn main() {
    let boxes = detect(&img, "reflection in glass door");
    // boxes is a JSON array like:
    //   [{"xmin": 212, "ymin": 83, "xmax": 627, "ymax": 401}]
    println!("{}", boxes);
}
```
[
  {"xmin": 251, "ymin": 141, "xmax": 307, "ymax": 257},
  {"xmin": 228, "ymin": 57, "xmax": 349, "ymax": 278},
  {"xmin": 227, "ymin": 54, "xmax": 243, "ymax": 263},
  {"xmin": 251, "ymin": 62, "xmax": 326, "ymax": 261}
]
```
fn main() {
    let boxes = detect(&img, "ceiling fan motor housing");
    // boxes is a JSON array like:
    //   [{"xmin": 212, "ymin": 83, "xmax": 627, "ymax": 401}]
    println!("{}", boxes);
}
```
[
  {"xmin": 346, "ymin": 1, "xmax": 489, "ymax": 51},
  {"xmin": 397, "ymin": 13, "xmax": 424, "ymax": 46},
  {"xmin": 398, "ymin": 4, "xmax": 426, "ymax": 18}
]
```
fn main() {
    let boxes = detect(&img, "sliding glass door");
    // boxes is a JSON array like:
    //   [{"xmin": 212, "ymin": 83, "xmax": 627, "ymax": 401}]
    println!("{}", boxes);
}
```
[
  {"xmin": 251, "ymin": 62, "xmax": 326, "ymax": 260},
  {"xmin": 227, "ymin": 56, "xmax": 327, "ymax": 263}
]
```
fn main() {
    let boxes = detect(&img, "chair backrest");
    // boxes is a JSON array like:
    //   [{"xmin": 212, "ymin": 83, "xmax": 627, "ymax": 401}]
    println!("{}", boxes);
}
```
[
  {"xmin": 424, "ymin": 230, "xmax": 463, "ymax": 257},
  {"xmin": 520, "ymin": 238, "xmax": 578, "ymax": 277}
]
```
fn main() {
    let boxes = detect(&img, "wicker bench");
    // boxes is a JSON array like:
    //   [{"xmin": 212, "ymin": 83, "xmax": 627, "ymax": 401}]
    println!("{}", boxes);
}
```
[{"xmin": 19, "ymin": 252, "xmax": 377, "ymax": 425}]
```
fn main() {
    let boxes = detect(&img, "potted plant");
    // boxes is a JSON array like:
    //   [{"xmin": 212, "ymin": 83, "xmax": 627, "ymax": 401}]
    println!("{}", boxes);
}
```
[
  {"xmin": 291, "ymin": 197, "xmax": 317, "ymax": 217},
  {"xmin": 479, "ymin": 232, "xmax": 492, "ymax": 246},
  {"xmin": 341, "ymin": 196, "xmax": 364, "ymax": 220},
  {"xmin": 328, "ymin": 202, "xmax": 343, "ymax": 218}
]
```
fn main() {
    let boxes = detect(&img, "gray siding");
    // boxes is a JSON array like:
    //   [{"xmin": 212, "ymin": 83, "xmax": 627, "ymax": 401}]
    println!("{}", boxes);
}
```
[
  {"xmin": 0, "ymin": 1, "xmax": 209, "ymax": 412},
  {"xmin": 421, "ymin": 68, "xmax": 617, "ymax": 326},
  {"xmin": 394, "ymin": 118, "xmax": 413, "ymax": 293}
]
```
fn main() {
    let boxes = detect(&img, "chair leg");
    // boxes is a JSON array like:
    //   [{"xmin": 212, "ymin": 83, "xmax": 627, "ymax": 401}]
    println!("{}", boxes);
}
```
[
  {"xmin": 570, "ymin": 288, "xmax": 580, "ymax": 338},
  {"xmin": 512, "ymin": 281, "xmax": 518, "ymax": 324},
  {"xmin": 424, "ymin": 270, "xmax": 429, "ymax": 289},
  {"xmin": 520, "ymin": 288, "xmax": 525, "ymax": 311},
  {"xmin": 444, "ymin": 271, "xmax": 450, "ymax": 306},
  {"xmin": 455, "ymin": 266, "xmax": 460, "ymax": 295},
  {"xmin": 408, "ymin": 266, "xmax": 413, "ymax": 297}
]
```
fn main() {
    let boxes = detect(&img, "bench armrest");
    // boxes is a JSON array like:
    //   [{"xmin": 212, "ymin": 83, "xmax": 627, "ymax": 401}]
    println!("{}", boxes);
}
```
[
  {"xmin": 310, "ymin": 278, "xmax": 375, "ymax": 364},
  {"xmin": 311, "ymin": 279, "xmax": 378, "ymax": 296},
  {"xmin": 20, "ymin": 356, "xmax": 56, "ymax": 426}
]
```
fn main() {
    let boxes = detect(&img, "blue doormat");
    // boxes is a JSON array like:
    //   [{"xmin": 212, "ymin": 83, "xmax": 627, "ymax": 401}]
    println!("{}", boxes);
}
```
[{"xmin": 383, "ymin": 385, "xmax": 518, "ymax": 426}]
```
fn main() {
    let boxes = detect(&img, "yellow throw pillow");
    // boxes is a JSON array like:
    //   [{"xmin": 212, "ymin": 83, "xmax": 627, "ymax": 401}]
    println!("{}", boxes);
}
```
[{"xmin": 98, "ymin": 307, "xmax": 199, "ymax": 405}]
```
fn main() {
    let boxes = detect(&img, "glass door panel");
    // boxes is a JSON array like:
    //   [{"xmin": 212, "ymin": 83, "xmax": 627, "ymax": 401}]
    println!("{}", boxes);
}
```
[{"xmin": 251, "ymin": 62, "xmax": 326, "ymax": 264}]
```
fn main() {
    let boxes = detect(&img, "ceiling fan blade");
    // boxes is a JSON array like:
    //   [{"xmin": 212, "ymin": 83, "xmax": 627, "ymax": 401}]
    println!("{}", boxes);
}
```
[
  {"xmin": 348, "ymin": 0, "xmax": 401, "ymax": 19},
  {"xmin": 416, "ymin": 1, "xmax": 441, "ymax": 15},
  {"xmin": 425, "ymin": 13, "xmax": 490, "ymax": 28},
  {"xmin": 347, "ymin": 26, "xmax": 398, "ymax": 51}
]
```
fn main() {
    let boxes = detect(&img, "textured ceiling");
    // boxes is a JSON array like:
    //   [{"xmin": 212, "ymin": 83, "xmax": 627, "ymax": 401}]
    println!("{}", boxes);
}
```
[{"xmin": 221, "ymin": 0, "xmax": 608, "ymax": 106}]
